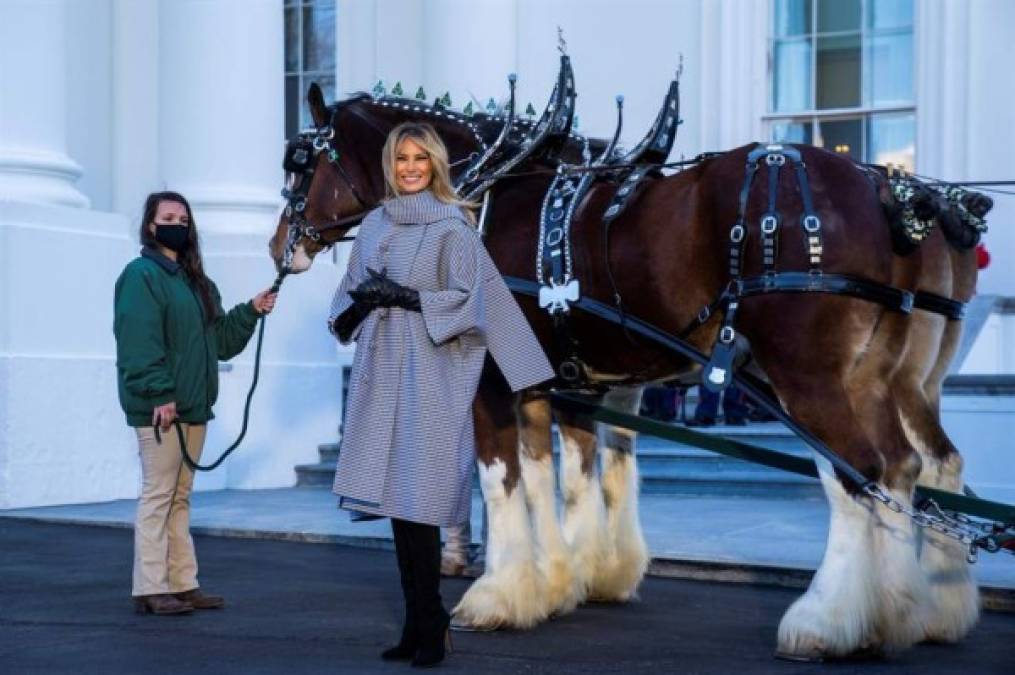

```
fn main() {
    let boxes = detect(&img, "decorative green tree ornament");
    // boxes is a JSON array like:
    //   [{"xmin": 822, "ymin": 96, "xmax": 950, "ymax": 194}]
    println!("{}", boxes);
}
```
[
  {"xmin": 372, "ymin": 80, "xmax": 386, "ymax": 97},
  {"xmin": 485, "ymin": 98, "xmax": 497, "ymax": 114},
  {"xmin": 391, "ymin": 82, "xmax": 404, "ymax": 96},
  {"xmin": 415, "ymin": 86, "xmax": 426, "ymax": 100},
  {"xmin": 525, "ymin": 102, "xmax": 536, "ymax": 117},
  {"xmin": 463, "ymin": 101, "xmax": 475, "ymax": 116},
  {"xmin": 440, "ymin": 92, "xmax": 452, "ymax": 107}
]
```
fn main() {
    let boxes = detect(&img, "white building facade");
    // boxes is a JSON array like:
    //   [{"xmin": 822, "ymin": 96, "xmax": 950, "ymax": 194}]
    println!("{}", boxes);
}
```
[{"xmin": 1, "ymin": 0, "xmax": 1012, "ymax": 508}]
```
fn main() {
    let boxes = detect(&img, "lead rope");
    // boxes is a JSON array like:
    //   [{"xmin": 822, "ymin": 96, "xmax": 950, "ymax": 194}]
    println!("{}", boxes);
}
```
[{"xmin": 154, "ymin": 270, "xmax": 287, "ymax": 472}]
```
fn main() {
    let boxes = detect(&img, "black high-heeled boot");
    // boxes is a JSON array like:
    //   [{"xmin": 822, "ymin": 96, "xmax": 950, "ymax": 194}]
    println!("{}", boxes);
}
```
[
  {"xmin": 382, "ymin": 519, "xmax": 418, "ymax": 661},
  {"xmin": 411, "ymin": 607, "xmax": 451, "ymax": 668},
  {"xmin": 402, "ymin": 520, "xmax": 452, "ymax": 668}
]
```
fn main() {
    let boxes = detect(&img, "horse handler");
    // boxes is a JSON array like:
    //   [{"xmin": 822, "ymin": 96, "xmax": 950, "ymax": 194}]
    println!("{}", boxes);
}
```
[
  {"xmin": 328, "ymin": 122, "xmax": 554, "ymax": 667},
  {"xmin": 113, "ymin": 191, "xmax": 277, "ymax": 616}
]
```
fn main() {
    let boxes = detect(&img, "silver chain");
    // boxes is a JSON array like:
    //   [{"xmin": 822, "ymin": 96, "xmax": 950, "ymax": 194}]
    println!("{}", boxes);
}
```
[{"xmin": 863, "ymin": 484, "xmax": 1012, "ymax": 563}]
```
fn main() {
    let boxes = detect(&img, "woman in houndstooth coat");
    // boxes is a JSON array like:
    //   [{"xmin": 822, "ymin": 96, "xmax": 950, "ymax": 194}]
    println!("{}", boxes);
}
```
[{"xmin": 327, "ymin": 122, "xmax": 553, "ymax": 666}]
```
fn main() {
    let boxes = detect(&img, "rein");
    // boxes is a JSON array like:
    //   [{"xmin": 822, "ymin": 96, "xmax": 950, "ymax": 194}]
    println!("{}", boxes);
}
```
[{"xmin": 153, "ymin": 270, "xmax": 288, "ymax": 472}]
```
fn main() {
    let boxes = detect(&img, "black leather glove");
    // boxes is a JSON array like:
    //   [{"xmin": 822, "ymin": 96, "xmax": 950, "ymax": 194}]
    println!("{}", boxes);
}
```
[
  {"xmin": 349, "ymin": 267, "xmax": 421, "ymax": 311},
  {"xmin": 330, "ymin": 302, "xmax": 371, "ymax": 342}
]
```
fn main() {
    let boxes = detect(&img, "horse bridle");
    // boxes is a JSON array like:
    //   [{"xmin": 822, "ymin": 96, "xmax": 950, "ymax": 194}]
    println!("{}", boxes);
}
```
[{"xmin": 280, "ymin": 108, "xmax": 370, "ymax": 269}]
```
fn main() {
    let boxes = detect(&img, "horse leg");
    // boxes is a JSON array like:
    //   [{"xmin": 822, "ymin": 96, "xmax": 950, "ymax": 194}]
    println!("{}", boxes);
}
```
[
  {"xmin": 517, "ymin": 394, "xmax": 580, "ymax": 616},
  {"xmin": 897, "ymin": 315, "xmax": 979, "ymax": 642},
  {"xmin": 440, "ymin": 521, "xmax": 470, "ymax": 576},
  {"xmin": 591, "ymin": 386, "xmax": 649, "ymax": 602},
  {"xmin": 452, "ymin": 372, "xmax": 548, "ymax": 630},
  {"xmin": 774, "ymin": 381, "xmax": 882, "ymax": 659},
  {"xmin": 763, "ymin": 318, "xmax": 929, "ymax": 653},
  {"xmin": 555, "ymin": 404, "xmax": 608, "ymax": 603},
  {"xmin": 849, "ymin": 373, "xmax": 933, "ymax": 653}
]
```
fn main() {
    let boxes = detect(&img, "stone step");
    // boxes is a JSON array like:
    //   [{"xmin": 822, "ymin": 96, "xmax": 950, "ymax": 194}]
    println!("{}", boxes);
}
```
[
  {"xmin": 294, "ymin": 462, "xmax": 335, "ymax": 487},
  {"xmin": 318, "ymin": 443, "xmax": 340, "ymax": 464},
  {"xmin": 297, "ymin": 422, "xmax": 822, "ymax": 495}
]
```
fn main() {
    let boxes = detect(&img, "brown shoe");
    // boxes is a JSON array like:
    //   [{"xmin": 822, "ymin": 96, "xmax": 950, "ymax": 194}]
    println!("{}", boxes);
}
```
[
  {"xmin": 175, "ymin": 588, "xmax": 225, "ymax": 609},
  {"xmin": 134, "ymin": 593, "xmax": 194, "ymax": 615}
]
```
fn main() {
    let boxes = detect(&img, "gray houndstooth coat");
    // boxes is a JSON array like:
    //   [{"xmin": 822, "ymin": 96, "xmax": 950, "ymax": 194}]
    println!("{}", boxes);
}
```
[{"xmin": 328, "ymin": 190, "xmax": 554, "ymax": 527}]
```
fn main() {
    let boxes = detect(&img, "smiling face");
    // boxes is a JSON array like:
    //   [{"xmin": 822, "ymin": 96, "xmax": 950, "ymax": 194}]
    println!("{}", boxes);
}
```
[{"xmin": 394, "ymin": 137, "xmax": 433, "ymax": 194}]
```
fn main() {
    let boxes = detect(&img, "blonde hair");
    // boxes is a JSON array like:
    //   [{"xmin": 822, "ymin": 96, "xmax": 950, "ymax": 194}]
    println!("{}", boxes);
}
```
[{"xmin": 382, "ymin": 122, "xmax": 477, "ymax": 223}]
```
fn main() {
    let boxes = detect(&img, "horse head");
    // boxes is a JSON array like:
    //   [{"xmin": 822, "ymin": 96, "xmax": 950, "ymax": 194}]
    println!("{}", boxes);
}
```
[{"xmin": 269, "ymin": 83, "xmax": 490, "ymax": 273}]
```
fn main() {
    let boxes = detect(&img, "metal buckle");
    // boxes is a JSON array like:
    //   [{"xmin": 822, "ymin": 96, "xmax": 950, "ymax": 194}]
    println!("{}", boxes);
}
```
[
  {"xmin": 559, "ymin": 360, "xmax": 581, "ymax": 382},
  {"xmin": 719, "ymin": 326, "xmax": 735, "ymax": 344},
  {"xmin": 803, "ymin": 215, "xmax": 821, "ymax": 233},
  {"xmin": 730, "ymin": 223, "xmax": 745, "ymax": 243},
  {"xmin": 761, "ymin": 215, "xmax": 778, "ymax": 234},
  {"xmin": 312, "ymin": 135, "xmax": 329, "ymax": 152},
  {"xmin": 765, "ymin": 153, "xmax": 786, "ymax": 166},
  {"xmin": 697, "ymin": 305, "xmax": 711, "ymax": 323}
]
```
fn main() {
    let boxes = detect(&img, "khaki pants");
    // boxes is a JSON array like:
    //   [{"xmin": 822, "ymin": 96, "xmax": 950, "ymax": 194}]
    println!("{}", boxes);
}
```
[{"xmin": 132, "ymin": 423, "xmax": 205, "ymax": 597}]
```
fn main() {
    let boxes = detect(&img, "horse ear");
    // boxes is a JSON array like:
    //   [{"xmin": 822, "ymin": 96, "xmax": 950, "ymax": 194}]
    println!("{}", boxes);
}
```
[{"xmin": 307, "ymin": 82, "xmax": 328, "ymax": 127}]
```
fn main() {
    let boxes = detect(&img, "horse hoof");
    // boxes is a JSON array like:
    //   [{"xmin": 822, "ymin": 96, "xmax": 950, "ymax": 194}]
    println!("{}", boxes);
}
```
[
  {"xmin": 449, "ymin": 618, "xmax": 496, "ymax": 633},
  {"xmin": 774, "ymin": 650, "xmax": 824, "ymax": 663},
  {"xmin": 440, "ymin": 559, "xmax": 466, "ymax": 577}
]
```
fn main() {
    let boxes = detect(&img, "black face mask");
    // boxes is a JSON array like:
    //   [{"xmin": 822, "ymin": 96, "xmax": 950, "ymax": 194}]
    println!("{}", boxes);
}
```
[{"xmin": 153, "ymin": 223, "xmax": 190, "ymax": 252}]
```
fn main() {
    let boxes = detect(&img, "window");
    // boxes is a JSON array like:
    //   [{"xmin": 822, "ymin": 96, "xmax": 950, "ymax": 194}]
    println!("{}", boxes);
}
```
[
  {"xmin": 767, "ymin": 0, "xmax": 915, "ymax": 171},
  {"xmin": 284, "ymin": 0, "xmax": 336, "ymax": 139}
]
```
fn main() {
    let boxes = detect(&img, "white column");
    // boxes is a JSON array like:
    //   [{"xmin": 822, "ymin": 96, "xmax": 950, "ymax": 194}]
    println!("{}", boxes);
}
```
[
  {"xmin": 699, "ymin": 0, "xmax": 767, "ymax": 152},
  {"xmin": 158, "ymin": 0, "xmax": 284, "ymax": 240},
  {"xmin": 0, "ymin": 0, "xmax": 89, "ymax": 208},
  {"xmin": 421, "ymin": 0, "xmax": 516, "ymax": 107}
]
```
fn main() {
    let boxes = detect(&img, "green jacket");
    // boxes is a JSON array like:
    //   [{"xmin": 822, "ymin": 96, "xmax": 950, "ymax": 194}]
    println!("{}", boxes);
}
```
[{"xmin": 113, "ymin": 248, "xmax": 260, "ymax": 427}]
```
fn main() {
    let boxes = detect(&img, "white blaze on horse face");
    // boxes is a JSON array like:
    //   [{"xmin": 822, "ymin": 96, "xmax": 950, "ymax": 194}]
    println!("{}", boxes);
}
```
[
  {"xmin": 288, "ymin": 243, "xmax": 313, "ymax": 273},
  {"xmin": 451, "ymin": 459, "xmax": 549, "ymax": 630}
]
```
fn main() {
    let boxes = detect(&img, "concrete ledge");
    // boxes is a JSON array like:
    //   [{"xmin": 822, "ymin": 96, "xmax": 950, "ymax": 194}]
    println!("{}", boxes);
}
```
[{"xmin": 4, "ymin": 509, "xmax": 1012, "ymax": 614}]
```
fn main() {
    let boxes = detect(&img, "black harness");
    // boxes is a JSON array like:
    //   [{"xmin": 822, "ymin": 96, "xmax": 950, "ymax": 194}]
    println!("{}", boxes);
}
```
[
  {"xmin": 696, "ymin": 143, "xmax": 963, "ymax": 393},
  {"xmin": 280, "ymin": 113, "xmax": 366, "ymax": 268}
]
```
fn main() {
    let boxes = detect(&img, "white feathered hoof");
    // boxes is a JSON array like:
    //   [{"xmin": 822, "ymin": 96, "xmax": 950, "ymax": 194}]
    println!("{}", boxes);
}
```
[
  {"xmin": 588, "ymin": 531, "xmax": 649, "ymax": 602},
  {"xmin": 920, "ymin": 535, "xmax": 981, "ymax": 643},
  {"xmin": 451, "ymin": 560, "xmax": 549, "ymax": 630},
  {"xmin": 776, "ymin": 591, "xmax": 881, "ymax": 661},
  {"xmin": 542, "ymin": 553, "xmax": 581, "ymax": 617},
  {"xmin": 440, "ymin": 551, "xmax": 467, "ymax": 577},
  {"xmin": 922, "ymin": 582, "xmax": 980, "ymax": 644}
]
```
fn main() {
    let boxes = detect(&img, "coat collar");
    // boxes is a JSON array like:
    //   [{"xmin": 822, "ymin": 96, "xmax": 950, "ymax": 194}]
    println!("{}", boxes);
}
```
[
  {"xmin": 141, "ymin": 246, "xmax": 180, "ymax": 274},
  {"xmin": 382, "ymin": 190, "xmax": 463, "ymax": 225}
]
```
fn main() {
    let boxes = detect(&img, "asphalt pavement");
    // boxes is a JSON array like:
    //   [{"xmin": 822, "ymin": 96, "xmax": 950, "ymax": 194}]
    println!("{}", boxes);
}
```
[{"xmin": 2, "ymin": 520, "xmax": 1012, "ymax": 674}]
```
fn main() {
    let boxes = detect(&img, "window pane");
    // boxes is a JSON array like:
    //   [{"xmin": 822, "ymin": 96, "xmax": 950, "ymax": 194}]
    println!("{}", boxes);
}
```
[
  {"xmin": 817, "ymin": 0, "xmax": 860, "ymax": 33},
  {"xmin": 302, "ymin": 2, "xmax": 336, "ymax": 73},
  {"xmin": 772, "ymin": 38, "xmax": 812, "ymax": 112},
  {"xmin": 818, "ymin": 118, "xmax": 862, "ymax": 162},
  {"xmin": 774, "ymin": 0, "xmax": 812, "ymax": 37},
  {"xmin": 772, "ymin": 120, "xmax": 814, "ymax": 145},
  {"xmin": 285, "ymin": 75, "xmax": 300, "ymax": 139},
  {"xmin": 865, "ymin": 32, "xmax": 913, "ymax": 106},
  {"xmin": 284, "ymin": 6, "xmax": 299, "ymax": 73},
  {"xmin": 816, "ymin": 34, "xmax": 860, "ymax": 109},
  {"xmin": 868, "ymin": 111, "xmax": 914, "ymax": 171},
  {"xmin": 300, "ymin": 73, "xmax": 335, "ymax": 130},
  {"xmin": 868, "ymin": 0, "xmax": 913, "ymax": 30}
]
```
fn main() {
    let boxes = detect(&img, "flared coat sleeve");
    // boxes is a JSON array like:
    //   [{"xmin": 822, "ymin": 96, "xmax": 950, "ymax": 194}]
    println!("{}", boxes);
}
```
[{"xmin": 419, "ymin": 225, "xmax": 554, "ymax": 393}]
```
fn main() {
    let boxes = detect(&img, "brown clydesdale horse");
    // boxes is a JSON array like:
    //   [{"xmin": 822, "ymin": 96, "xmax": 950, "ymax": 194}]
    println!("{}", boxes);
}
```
[{"xmin": 270, "ymin": 84, "xmax": 982, "ymax": 659}]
